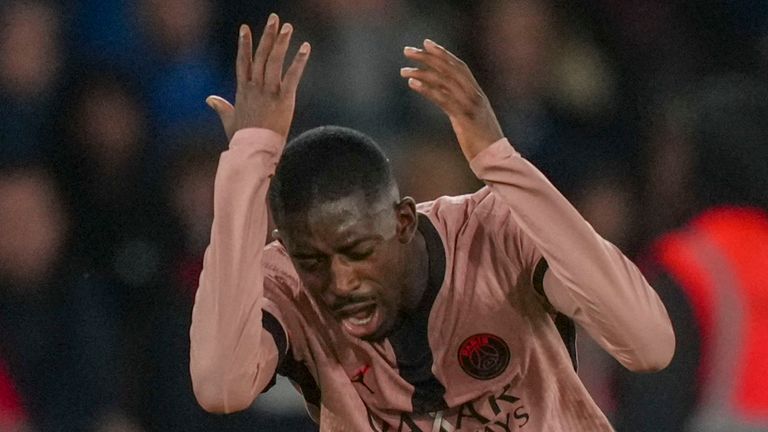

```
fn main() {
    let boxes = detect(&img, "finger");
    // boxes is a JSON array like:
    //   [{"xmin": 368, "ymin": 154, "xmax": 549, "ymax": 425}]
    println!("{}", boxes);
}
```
[
  {"xmin": 403, "ymin": 46, "xmax": 450, "ymax": 74},
  {"xmin": 405, "ymin": 42, "xmax": 476, "ymax": 93},
  {"xmin": 252, "ymin": 13, "xmax": 279, "ymax": 84},
  {"xmin": 264, "ymin": 22, "xmax": 294, "ymax": 91},
  {"xmin": 400, "ymin": 58, "xmax": 477, "ymax": 111},
  {"xmin": 423, "ymin": 39, "xmax": 483, "ymax": 90},
  {"xmin": 403, "ymin": 47, "xmax": 458, "ymax": 72},
  {"xmin": 423, "ymin": 39, "xmax": 466, "ymax": 69},
  {"xmin": 205, "ymin": 95, "xmax": 236, "ymax": 138},
  {"xmin": 236, "ymin": 25, "xmax": 253, "ymax": 85},
  {"xmin": 283, "ymin": 42, "xmax": 311, "ymax": 96},
  {"xmin": 205, "ymin": 95, "xmax": 234, "ymax": 115},
  {"xmin": 400, "ymin": 66, "xmax": 465, "ymax": 98},
  {"xmin": 403, "ymin": 39, "xmax": 472, "ymax": 76},
  {"xmin": 406, "ymin": 77, "xmax": 461, "ymax": 116}
]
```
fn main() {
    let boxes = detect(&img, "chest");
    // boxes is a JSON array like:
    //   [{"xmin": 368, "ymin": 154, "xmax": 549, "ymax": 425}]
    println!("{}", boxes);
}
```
[{"xmin": 324, "ymin": 269, "xmax": 552, "ymax": 415}]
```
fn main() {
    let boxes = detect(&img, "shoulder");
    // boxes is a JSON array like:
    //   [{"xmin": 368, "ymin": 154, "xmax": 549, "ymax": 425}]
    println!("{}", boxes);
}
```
[
  {"xmin": 262, "ymin": 241, "xmax": 317, "ymax": 356},
  {"xmin": 418, "ymin": 188, "xmax": 542, "ymax": 277},
  {"xmin": 417, "ymin": 186, "xmax": 505, "ymax": 219},
  {"xmin": 262, "ymin": 241, "xmax": 303, "ymax": 299},
  {"xmin": 417, "ymin": 187, "xmax": 517, "ymax": 238}
]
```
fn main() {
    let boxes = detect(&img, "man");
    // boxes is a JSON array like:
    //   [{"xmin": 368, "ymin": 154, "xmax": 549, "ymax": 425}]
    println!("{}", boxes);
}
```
[
  {"xmin": 614, "ymin": 77, "xmax": 768, "ymax": 432},
  {"xmin": 190, "ymin": 14, "xmax": 674, "ymax": 431}
]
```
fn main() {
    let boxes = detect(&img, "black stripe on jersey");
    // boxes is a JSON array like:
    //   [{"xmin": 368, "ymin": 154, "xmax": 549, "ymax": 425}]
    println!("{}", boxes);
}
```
[
  {"xmin": 555, "ymin": 313, "xmax": 578, "ymax": 372},
  {"xmin": 388, "ymin": 213, "xmax": 448, "ymax": 414},
  {"xmin": 264, "ymin": 311, "xmax": 322, "ymax": 409},
  {"xmin": 260, "ymin": 310, "xmax": 289, "ymax": 393},
  {"xmin": 263, "ymin": 310, "xmax": 288, "ymax": 362},
  {"xmin": 533, "ymin": 257, "xmax": 548, "ymax": 297},
  {"xmin": 278, "ymin": 356, "xmax": 322, "ymax": 409},
  {"xmin": 532, "ymin": 258, "xmax": 578, "ymax": 372}
]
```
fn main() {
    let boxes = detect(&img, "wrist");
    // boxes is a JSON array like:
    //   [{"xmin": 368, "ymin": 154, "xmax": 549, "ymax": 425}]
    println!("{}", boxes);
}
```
[
  {"xmin": 230, "ymin": 128, "xmax": 286, "ymax": 152},
  {"xmin": 465, "ymin": 138, "xmax": 499, "ymax": 160}
]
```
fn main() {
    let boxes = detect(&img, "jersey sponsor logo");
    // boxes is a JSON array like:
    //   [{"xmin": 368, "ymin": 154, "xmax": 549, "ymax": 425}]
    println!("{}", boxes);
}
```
[
  {"xmin": 364, "ymin": 381, "xmax": 530, "ymax": 431},
  {"xmin": 457, "ymin": 333, "xmax": 510, "ymax": 380},
  {"xmin": 352, "ymin": 364, "xmax": 375, "ymax": 394}
]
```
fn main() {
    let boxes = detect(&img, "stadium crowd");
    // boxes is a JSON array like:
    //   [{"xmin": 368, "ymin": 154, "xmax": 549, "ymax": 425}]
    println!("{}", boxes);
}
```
[{"xmin": 1, "ymin": 0, "xmax": 767, "ymax": 431}]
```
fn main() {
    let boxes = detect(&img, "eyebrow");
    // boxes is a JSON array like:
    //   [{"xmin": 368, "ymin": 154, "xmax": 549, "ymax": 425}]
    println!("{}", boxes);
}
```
[
  {"xmin": 337, "ymin": 235, "xmax": 381, "ymax": 253},
  {"xmin": 290, "ymin": 236, "xmax": 381, "ymax": 259}
]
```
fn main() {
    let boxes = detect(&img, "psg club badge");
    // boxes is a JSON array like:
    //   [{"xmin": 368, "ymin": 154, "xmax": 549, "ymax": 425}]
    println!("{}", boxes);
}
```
[{"xmin": 457, "ymin": 333, "xmax": 511, "ymax": 380}]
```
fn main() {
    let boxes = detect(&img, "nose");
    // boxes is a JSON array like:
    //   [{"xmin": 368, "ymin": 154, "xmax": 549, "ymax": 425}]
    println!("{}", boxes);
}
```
[{"xmin": 328, "ymin": 255, "xmax": 361, "ymax": 296}]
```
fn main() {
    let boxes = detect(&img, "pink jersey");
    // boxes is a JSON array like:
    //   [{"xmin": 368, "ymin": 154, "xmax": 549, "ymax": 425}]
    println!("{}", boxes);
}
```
[{"xmin": 190, "ymin": 128, "xmax": 675, "ymax": 431}]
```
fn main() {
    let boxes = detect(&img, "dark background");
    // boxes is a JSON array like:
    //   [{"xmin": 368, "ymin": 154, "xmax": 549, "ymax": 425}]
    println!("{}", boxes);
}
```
[{"xmin": 1, "ymin": 0, "xmax": 766, "ymax": 430}]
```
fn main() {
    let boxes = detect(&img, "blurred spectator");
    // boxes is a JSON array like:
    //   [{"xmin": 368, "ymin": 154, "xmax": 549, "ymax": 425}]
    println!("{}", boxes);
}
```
[
  {"xmin": 0, "ymin": 0, "xmax": 63, "ymax": 164},
  {"xmin": 168, "ymin": 145, "xmax": 220, "ymax": 297},
  {"xmin": 56, "ymin": 71, "xmax": 171, "ymax": 282},
  {"xmin": 639, "ymin": 92, "xmax": 698, "ymax": 238},
  {"xmin": 135, "ymin": 0, "xmax": 228, "ymax": 152},
  {"xmin": 69, "ymin": 0, "xmax": 229, "ymax": 160},
  {"xmin": 473, "ymin": 0, "xmax": 554, "ymax": 156},
  {"xmin": 0, "ymin": 168, "xmax": 67, "ymax": 297},
  {"xmin": 284, "ymin": 0, "xmax": 456, "ymax": 146},
  {"xmin": 574, "ymin": 168, "xmax": 638, "ymax": 252},
  {"xmin": 54, "ymin": 71, "xmax": 177, "ymax": 428},
  {"xmin": 67, "ymin": 0, "xmax": 143, "ymax": 70},
  {"xmin": 615, "ymin": 76, "xmax": 768, "ymax": 431},
  {"xmin": 0, "ymin": 167, "xmax": 134, "ymax": 431},
  {"xmin": 391, "ymin": 131, "xmax": 480, "ymax": 203},
  {"xmin": 470, "ymin": 0, "xmax": 627, "ymax": 185},
  {"xmin": 587, "ymin": 1, "xmax": 697, "ymax": 96}
]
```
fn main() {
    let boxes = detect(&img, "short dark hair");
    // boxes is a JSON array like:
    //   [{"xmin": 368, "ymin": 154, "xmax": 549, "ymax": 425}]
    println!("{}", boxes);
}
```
[{"xmin": 268, "ymin": 126, "xmax": 397, "ymax": 227}]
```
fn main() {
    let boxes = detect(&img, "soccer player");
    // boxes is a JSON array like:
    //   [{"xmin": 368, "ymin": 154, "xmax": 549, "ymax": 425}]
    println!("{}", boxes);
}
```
[{"xmin": 191, "ymin": 14, "xmax": 674, "ymax": 431}]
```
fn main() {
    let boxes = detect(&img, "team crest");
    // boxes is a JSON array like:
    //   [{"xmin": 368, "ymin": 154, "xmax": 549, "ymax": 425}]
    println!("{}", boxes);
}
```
[{"xmin": 457, "ymin": 333, "xmax": 510, "ymax": 380}]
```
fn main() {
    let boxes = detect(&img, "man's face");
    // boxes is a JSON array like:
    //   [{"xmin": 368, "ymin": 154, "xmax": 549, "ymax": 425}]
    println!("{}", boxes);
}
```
[{"xmin": 278, "ymin": 191, "xmax": 416, "ymax": 341}]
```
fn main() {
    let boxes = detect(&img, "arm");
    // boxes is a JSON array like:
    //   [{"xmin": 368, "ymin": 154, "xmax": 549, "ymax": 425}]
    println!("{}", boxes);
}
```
[
  {"xmin": 190, "ymin": 128, "xmax": 283, "ymax": 413},
  {"xmin": 402, "ymin": 39, "xmax": 674, "ymax": 372},
  {"xmin": 189, "ymin": 14, "xmax": 310, "ymax": 413}
]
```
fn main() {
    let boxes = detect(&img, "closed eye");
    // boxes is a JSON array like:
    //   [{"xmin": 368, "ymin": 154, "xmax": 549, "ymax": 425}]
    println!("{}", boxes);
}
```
[
  {"xmin": 346, "ymin": 248, "xmax": 374, "ymax": 261},
  {"xmin": 294, "ymin": 256, "xmax": 326, "ymax": 272}
]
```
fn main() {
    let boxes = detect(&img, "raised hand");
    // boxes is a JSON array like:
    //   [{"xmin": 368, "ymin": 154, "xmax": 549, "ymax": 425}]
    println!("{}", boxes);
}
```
[
  {"xmin": 401, "ymin": 39, "xmax": 503, "ymax": 161},
  {"xmin": 207, "ymin": 14, "xmax": 311, "ymax": 141}
]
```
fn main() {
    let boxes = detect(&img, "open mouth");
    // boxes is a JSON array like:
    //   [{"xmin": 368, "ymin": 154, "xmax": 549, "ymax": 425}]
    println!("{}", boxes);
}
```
[
  {"xmin": 345, "ymin": 303, "xmax": 377, "ymax": 325},
  {"xmin": 335, "ymin": 301, "xmax": 382, "ymax": 338}
]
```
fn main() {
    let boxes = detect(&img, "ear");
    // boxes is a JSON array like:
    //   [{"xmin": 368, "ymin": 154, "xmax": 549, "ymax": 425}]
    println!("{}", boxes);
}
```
[
  {"xmin": 272, "ymin": 229, "xmax": 285, "ymax": 245},
  {"xmin": 395, "ymin": 196, "xmax": 418, "ymax": 243}
]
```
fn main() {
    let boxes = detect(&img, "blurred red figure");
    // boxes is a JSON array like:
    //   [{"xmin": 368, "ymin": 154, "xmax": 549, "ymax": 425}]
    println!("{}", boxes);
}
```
[
  {"xmin": 616, "ymin": 76, "xmax": 768, "ymax": 431},
  {"xmin": 0, "ymin": 358, "xmax": 26, "ymax": 432}
]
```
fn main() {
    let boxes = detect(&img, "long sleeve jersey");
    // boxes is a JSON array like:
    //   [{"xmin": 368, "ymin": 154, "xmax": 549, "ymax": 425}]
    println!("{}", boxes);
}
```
[{"xmin": 190, "ymin": 128, "xmax": 675, "ymax": 431}]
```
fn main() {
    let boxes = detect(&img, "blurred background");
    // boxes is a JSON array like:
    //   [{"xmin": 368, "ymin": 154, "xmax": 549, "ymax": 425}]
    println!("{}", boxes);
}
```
[{"xmin": 1, "ymin": 0, "xmax": 767, "ymax": 431}]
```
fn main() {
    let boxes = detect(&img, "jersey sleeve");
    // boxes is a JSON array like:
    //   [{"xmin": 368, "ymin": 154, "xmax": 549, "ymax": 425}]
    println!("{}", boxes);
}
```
[
  {"xmin": 189, "ymin": 128, "xmax": 293, "ymax": 413},
  {"xmin": 469, "ymin": 139, "xmax": 675, "ymax": 372}
]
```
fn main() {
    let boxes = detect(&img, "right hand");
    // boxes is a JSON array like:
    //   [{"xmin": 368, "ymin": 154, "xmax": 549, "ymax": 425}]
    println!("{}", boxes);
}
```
[{"xmin": 207, "ymin": 13, "xmax": 311, "ymax": 141}]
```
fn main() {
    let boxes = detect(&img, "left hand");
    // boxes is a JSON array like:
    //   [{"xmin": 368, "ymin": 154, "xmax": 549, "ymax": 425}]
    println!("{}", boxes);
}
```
[
  {"xmin": 402, "ymin": 39, "xmax": 504, "ymax": 161},
  {"xmin": 207, "ymin": 14, "xmax": 311, "ymax": 142}
]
